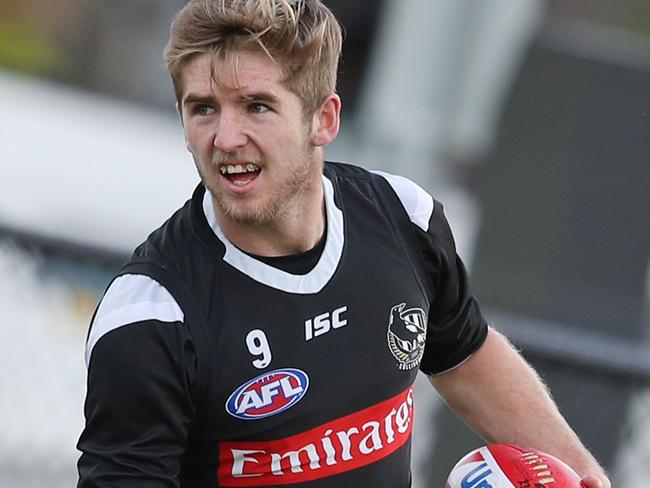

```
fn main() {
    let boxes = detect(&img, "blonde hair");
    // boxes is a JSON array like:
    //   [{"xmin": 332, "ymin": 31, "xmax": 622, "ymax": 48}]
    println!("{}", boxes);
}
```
[{"xmin": 164, "ymin": 0, "xmax": 343, "ymax": 114}]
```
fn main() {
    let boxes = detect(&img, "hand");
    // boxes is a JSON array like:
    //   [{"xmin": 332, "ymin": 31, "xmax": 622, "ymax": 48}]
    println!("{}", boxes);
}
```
[{"xmin": 580, "ymin": 473, "xmax": 611, "ymax": 488}]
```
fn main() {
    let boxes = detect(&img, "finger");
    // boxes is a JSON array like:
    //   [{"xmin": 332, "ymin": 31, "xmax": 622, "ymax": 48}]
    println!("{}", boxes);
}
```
[{"xmin": 580, "ymin": 474, "xmax": 609, "ymax": 488}]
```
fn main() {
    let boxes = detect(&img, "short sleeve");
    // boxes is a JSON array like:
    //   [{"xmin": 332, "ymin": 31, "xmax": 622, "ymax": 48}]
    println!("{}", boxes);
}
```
[
  {"xmin": 415, "ymin": 203, "xmax": 488, "ymax": 375},
  {"xmin": 77, "ymin": 274, "xmax": 197, "ymax": 487},
  {"xmin": 371, "ymin": 170, "xmax": 488, "ymax": 375}
]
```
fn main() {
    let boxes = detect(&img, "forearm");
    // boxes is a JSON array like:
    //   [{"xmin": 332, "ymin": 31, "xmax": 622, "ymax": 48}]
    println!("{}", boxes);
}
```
[{"xmin": 429, "ymin": 327, "xmax": 606, "ymax": 480}]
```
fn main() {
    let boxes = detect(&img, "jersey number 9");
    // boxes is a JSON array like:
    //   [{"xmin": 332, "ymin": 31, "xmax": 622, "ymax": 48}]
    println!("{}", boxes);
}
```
[{"xmin": 246, "ymin": 329, "xmax": 272, "ymax": 369}]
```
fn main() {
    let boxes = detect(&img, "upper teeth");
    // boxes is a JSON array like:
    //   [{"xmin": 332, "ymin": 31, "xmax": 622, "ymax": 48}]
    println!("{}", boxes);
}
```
[{"xmin": 220, "ymin": 164, "xmax": 260, "ymax": 175}]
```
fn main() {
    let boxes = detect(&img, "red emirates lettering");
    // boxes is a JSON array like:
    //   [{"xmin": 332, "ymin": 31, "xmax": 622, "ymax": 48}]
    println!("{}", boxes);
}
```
[{"xmin": 218, "ymin": 387, "xmax": 414, "ymax": 486}]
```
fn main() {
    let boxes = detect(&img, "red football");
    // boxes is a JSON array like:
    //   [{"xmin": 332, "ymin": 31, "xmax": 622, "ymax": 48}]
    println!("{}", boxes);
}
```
[{"xmin": 445, "ymin": 444, "xmax": 584, "ymax": 487}]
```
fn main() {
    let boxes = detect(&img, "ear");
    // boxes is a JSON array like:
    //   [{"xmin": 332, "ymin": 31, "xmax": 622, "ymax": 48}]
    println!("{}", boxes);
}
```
[{"xmin": 310, "ymin": 94, "xmax": 341, "ymax": 148}]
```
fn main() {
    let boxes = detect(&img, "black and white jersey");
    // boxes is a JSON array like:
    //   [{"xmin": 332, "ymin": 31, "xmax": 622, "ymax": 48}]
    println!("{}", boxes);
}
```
[{"xmin": 77, "ymin": 162, "xmax": 488, "ymax": 488}]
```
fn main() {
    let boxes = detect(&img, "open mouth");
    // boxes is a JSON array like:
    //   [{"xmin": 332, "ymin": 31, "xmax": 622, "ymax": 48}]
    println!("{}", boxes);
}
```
[{"xmin": 219, "ymin": 163, "xmax": 262, "ymax": 186}]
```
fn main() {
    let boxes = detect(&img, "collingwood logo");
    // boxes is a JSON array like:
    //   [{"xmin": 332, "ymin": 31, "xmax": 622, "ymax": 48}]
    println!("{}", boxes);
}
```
[{"xmin": 387, "ymin": 303, "xmax": 427, "ymax": 370}]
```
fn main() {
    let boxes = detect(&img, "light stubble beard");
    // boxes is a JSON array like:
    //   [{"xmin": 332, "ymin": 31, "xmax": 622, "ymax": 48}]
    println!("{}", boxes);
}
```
[{"xmin": 196, "ymin": 143, "xmax": 317, "ymax": 226}]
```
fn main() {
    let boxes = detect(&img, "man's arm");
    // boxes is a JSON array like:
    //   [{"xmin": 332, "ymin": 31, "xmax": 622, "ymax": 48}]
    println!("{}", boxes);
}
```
[
  {"xmin": 78, "ymin": 319, "xmax": 196, "ymax": 487},
  {"xmin": 78, "ymin": 275, "xmax": 196, "ymax": 487},
  {"xmin": 429, "ymin": 327, "xmax": 611, "ymax": 488}
]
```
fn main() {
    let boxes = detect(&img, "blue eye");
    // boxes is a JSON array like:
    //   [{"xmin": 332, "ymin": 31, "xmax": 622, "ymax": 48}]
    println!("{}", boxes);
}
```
[
  {"xmin": 249, "ymin": 103, "xmax": 270, "ymax": 114},
  {"xmin": 196, "ymin": 105, "xmax": 215, "ymax": 116}
]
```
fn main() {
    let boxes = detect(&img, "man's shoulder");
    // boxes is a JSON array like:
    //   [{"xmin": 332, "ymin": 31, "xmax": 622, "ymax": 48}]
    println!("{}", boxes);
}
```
[
  {"xmin": 84, "ymin": 273, "xmax": 185, "ymax": 368},
  {"xmin": 324, "ymin": 161, "xmax": 431, "ymax": 196},
  {"xmin": 324, "ymin": 160, "xmax": 373, "ymax": 180},
  {"xmin": 130, "ymin": 183, "xmax": 206, "ymax": 263},
  {"xmin": 109, "ymin": 183, "xmax": 215, "ymax": 317},
  {"xmin": 325, "ymin": 162, "xmax": 436, "ymax": 233},
  {"xmin": 324, "ymin": 160, "xmax": 406, "ymax": 200}
]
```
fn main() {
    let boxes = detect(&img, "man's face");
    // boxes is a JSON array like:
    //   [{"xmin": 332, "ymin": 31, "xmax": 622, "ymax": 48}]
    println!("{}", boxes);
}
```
[{"xmin": 178, "ymin": 51, "xmax": 320, "ymax": 225}]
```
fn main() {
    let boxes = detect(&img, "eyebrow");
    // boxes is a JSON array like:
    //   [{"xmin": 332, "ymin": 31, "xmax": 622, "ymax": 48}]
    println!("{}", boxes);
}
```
[
  {"xmin": 182, "ymin": 94, "xmax": 214, "ymax": 107},
  {"xmin": 238, "ymin": 92, "xmax": 281, "ymax": 104},
  {"xmin": 182, "ymin": 91, "xmax": 281, "ymax": 107}
]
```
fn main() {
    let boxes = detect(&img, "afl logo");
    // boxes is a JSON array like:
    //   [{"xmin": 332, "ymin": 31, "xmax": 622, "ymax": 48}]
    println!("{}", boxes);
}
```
[{"xmin": 225, "ymin": 368, "xmax": 309, "ymax": 420}]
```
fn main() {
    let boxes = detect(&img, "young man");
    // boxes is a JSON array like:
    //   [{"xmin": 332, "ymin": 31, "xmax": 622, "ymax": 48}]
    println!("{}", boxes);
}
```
[{"xmin": 77, "ymin": 1, "xmax": 610, "ymax": 487}]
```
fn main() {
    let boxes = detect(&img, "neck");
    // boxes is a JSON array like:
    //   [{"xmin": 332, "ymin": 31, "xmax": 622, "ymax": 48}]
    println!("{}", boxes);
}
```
[{"xmin": 215, "ymin": 173, "xmax": 326, "ymax": 257}]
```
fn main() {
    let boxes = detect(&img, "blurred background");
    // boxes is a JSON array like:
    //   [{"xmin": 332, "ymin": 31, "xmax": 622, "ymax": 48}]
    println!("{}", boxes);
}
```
[{"xmin": 1, "ymin": 0, "xmax": 649, "ymax": 487}]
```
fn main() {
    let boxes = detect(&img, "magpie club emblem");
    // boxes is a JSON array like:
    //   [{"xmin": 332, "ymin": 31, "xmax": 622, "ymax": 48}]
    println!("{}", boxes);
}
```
[{"xmin": 387, "ymin": 303, "xmax": 427, "ymax": 370}]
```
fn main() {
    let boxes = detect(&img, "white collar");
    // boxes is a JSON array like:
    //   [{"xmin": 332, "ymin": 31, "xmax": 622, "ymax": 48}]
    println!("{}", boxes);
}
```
[{"xmin": 202, "ymin": 175, "xmax": 344, "ymax": 294}]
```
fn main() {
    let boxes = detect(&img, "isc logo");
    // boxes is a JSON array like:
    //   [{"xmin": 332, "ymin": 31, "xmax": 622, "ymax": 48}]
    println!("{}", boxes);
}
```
[
  {"xmin": 225, "ymin": 369, "xmax": 309, "ymax": 420},
  {"xmin": 305, "ymin": 306, "xmax": 347, "ymax": 341},
  {"xmin": 461, "ymin": 463, "xmax": 493, "ymax": 488}
]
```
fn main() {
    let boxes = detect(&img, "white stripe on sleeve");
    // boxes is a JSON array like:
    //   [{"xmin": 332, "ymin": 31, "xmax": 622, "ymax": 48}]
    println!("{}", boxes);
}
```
[
  {"xmin": 84, "ymin": 274, "xmax": 184, "ymax": 368},
  {"xmin": 371, "ymin": 170, "xmax": 434, "ymax": 232}
]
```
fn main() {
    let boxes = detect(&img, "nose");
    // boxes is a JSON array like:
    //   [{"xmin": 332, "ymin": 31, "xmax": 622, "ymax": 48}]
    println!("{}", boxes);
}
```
[{"xmin": 213, "ymin": 109, "xmax": 248, "ymax": 152}]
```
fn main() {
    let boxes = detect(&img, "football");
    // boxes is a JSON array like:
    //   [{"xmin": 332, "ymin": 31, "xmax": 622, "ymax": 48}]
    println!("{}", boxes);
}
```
[{"xmin": 445, "ymin": 443, "xmax": 584, "ymax": 487}]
